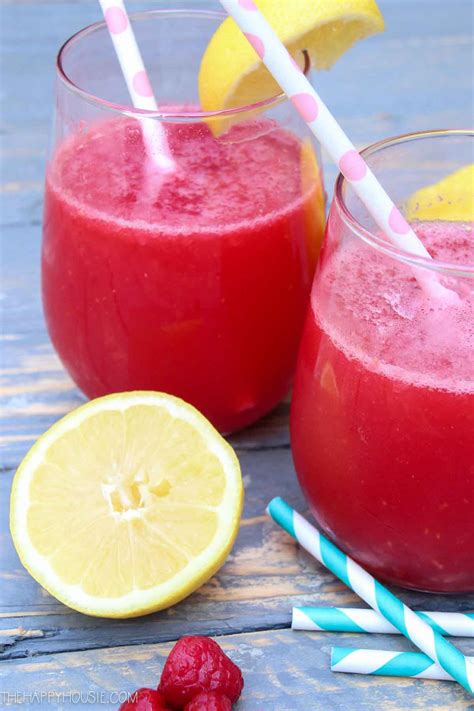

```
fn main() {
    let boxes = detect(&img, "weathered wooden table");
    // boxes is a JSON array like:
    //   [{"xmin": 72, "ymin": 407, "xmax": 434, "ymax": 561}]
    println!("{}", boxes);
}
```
[{"xmin": 1, "ymin": 1, "xmax": 473, "ymax": 708}]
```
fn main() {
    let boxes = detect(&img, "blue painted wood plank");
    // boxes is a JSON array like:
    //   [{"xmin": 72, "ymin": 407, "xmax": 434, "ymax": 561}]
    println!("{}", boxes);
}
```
[{"xmin": 1, "ymin": 629, "xmax": 473, "ymax": 710}]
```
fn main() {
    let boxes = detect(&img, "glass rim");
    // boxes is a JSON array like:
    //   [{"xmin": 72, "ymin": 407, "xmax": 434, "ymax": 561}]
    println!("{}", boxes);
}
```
[
  {"xmin": 56, "ymin": 8, "xmax": 287, "ymax": 121},
  {"xmin": 333, "ymin": 128, "xmax": 474, "ymax": 277}
]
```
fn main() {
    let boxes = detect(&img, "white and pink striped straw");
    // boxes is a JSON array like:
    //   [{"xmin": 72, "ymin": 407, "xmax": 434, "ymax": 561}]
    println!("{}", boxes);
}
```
[
  {"xmin": 99, "ymin": 0, "xmax": 175, "ymax": 173},
  {"xmin": 218, "ymin": 0, "xmax": 457, "ymax": 302}
]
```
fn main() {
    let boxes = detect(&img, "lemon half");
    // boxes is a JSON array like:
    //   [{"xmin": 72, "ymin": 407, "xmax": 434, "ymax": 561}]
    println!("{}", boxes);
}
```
[{"xmin": 10, "ymin": 392, "xmax": 243, "ymax": 618}]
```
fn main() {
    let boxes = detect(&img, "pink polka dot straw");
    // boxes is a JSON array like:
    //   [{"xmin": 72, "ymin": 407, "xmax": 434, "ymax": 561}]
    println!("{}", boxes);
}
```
[
  {"xmin": 99, "ymin": 0, "xmax": 175, "ymax": 173},
  {"xmin": 220, "ymin": 0, "xmax": 456, "ymax": 301}
]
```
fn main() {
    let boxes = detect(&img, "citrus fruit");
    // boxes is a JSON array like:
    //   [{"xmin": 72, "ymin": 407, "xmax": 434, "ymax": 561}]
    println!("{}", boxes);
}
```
[
  {"xmin": 198, "ymin": 0, "xmax": 384, "ymax": 131},
  {"xmin": 10, "ymin": 392, "xmax": 243, "ymax": 618},
  {"xmin": 300, "ymin": 137, "xmax": 326, "ymax": 261},
  {"xmin": 405, "ymin": 164, "xmax": 474, "ymax": 222}
]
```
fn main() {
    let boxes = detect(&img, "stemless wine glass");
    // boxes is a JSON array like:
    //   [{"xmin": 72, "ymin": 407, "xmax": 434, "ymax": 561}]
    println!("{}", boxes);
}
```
[
  {"xmin": 42, "ymin": 10, "xmax": 325, "ymax": 434},
  {"xmin": 291, "ymin": 129, "xmax": 474, "ymax": 593}
]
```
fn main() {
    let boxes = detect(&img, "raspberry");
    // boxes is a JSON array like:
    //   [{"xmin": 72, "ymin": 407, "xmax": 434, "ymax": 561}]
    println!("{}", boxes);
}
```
[
  {"xmin": 184, "ymin": 692, "xmax": 232, "ymax": 711},
  {"xmin": 119, "ymin": 687, "xmax": 170, "ymax": 711},
  {"xmin": 158, "ymin": 636, "xmax": 244, "ymax": 709}
]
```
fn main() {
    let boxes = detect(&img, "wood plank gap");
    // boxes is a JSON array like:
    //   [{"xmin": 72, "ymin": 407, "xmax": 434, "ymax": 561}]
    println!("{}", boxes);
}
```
[{"xmin": 1, "ymin": 620, "xmax": 291, "ymax": 662}]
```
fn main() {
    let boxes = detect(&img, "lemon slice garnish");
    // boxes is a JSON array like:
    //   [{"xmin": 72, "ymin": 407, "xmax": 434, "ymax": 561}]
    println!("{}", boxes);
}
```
[
  {"xmin": 199, "ymin": 0, "xmax": 384, "ymax": 132},
  {"xmin": 405, "ymin": 164, "xmax": 474, "ymax": 221}
]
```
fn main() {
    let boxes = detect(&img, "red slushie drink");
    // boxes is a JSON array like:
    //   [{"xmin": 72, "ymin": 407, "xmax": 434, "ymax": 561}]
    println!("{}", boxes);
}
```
[
  {"xmin": 43, "ymin": 116, "xmax": 324, "ymax": 432},
  {"xmin": 291, "ymin": 217, "xmax": 474, "ymax": 592}
]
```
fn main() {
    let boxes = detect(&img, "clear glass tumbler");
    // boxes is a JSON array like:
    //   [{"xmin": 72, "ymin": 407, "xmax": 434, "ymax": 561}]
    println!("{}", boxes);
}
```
[
  {"xmin": 290, "ymin": 130, "xmax": 474, "ymax": 593},
  {"xmin": 42, "ymin": 10, "xmax": 325, "ymax": 433}
]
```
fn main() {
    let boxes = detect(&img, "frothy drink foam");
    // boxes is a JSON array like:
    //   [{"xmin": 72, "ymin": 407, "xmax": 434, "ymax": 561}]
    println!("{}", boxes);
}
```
[{"xmin": 316, "ymin": 221, "xmax": 474, "ymax": 393}]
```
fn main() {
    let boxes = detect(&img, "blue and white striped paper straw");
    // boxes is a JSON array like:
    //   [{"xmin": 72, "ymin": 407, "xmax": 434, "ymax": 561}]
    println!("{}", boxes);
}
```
[
  {"xmin": 267, "ymin": 498, "xmax": 474, "ymax": 694},
  {"xmin": 331, "ymin": 647, "xmax": 474, "ymax": 682},
  {"xmin": 293, "ymin": 607, "xmax": 474, "ymax": 637}
]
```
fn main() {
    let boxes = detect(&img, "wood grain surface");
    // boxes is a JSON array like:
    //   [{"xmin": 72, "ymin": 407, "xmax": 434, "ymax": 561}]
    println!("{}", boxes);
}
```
[
  {"xmin": 1, "ymin": 630, "xmax": 474, "ymax": 710},
  {"xmin": 1, "ymin": 0, "xmax": 473, "ymax": 708}
]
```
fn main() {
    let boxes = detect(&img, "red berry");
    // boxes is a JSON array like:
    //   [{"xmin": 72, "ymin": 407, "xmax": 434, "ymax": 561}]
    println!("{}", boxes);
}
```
[
  {"xmin": 119, "ymin": 687, "xmax": 170, "ymax": 711},
  {"xmin": 158, "ymin": 636, "xmax": 244, "ymax": 709},
  {"xmin": 184, "ymin": 692, "xmax": 232, "ymax": 711}
]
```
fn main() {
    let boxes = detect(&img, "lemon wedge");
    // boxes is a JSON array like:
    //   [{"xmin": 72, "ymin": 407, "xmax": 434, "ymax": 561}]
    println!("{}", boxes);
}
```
[
  {"xmin": 10, "ymin": 392, "xmax": 243, "ymax": 618},
  {"xmin": 405, "ymin": 164, "xmax": 474, "ymax": 222},
  {"xmin": 300, "ymin": 137, "xmax": 327, "ymax": 260},
  {"xmin": 199, "ymin": 0, "xmax": 384, "ymax": 130}
]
